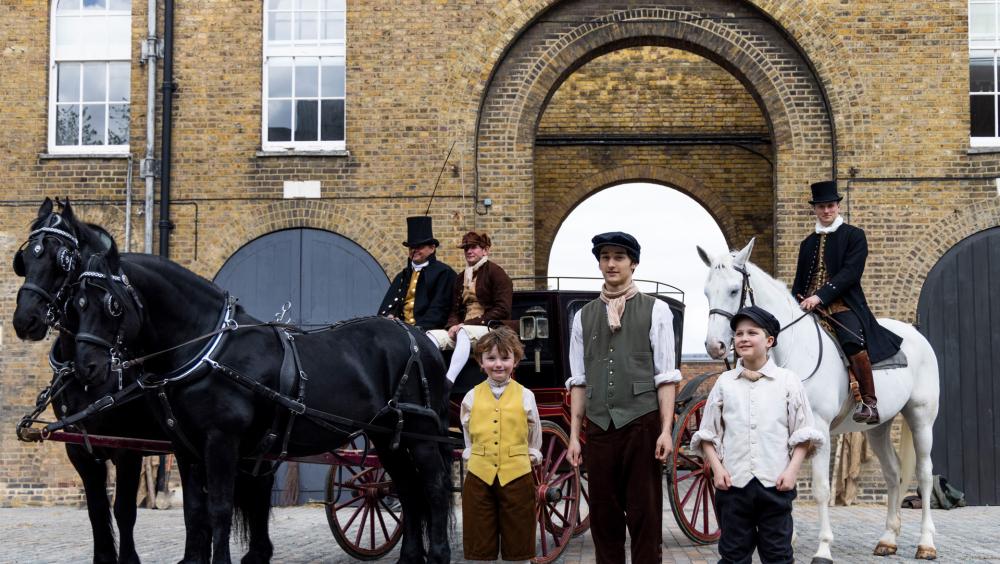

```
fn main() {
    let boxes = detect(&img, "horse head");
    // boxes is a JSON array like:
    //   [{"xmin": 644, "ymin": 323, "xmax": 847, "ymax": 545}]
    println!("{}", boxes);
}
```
[
  {"xmin": 12, "ymin": 198, "xmax": 112, "ymax": 340},
  {"xmin": 70, "ymin": 245, "xmax": 144, "ymax": 389},
  {"xmin": 697, "ymin": 238, "xmax": 757, "ymax": 359}
]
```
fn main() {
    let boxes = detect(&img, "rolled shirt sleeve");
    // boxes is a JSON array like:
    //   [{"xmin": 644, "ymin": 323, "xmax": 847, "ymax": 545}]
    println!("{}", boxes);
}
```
[
  {"xmin": 651, "ymin": 300, "xmax": 682, "ymax": 386},
  {"xmin": 689, "ymin": 383, "xmax": 724, "ymax": 458},
  {"xmin": 786, "ymin": 378, "xmax": 826, "ymax": 458},
  {"xmin": 565, "ymin": 310, "xmax": 587, "ymax": 389}
]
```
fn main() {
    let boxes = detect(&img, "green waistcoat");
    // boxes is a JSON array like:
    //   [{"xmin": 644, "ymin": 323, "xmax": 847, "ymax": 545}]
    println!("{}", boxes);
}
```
[{"xmin": 581, "ymin": 292, "xmax": 659, "ymax": 431}]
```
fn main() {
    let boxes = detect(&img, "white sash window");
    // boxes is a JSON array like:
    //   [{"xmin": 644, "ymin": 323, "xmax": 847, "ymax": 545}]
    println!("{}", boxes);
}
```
[
  {"xmin": 971, "ymin": 0, "xmax": 1000, "ymax": 146},
  {"xmin": 262, "ymin": 0, "xmax": 346, "ymax": 151},
  {"xmin": 49, "ymin": 0, "xmax": 132, "ymax": 154}
]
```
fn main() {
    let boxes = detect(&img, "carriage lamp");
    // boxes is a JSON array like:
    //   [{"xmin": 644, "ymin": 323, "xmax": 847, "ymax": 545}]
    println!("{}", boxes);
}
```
[{"xmin": 520, "ymin": 306, "xmax": 549, "ymax": 372}]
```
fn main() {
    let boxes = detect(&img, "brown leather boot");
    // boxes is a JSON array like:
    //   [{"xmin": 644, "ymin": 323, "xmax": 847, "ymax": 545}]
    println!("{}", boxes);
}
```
[{"xmin": 849, "ymin": 350, "xmax": 879, "ymax": 424}]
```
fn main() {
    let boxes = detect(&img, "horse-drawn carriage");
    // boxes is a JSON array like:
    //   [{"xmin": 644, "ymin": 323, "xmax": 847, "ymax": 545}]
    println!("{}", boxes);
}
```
[{"xmin": 13, "ymin": 200, "xmax": 723, "ymax": 563}]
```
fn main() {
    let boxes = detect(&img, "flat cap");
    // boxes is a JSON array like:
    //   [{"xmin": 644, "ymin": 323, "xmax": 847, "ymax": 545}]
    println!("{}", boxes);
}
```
[
  {"xmin": 730, "ymin": 305, "xmax": 781, "ymax": 344},
  {"xmin": 591, "ymin": 232, "xmax": 640, "ymax": 263}
]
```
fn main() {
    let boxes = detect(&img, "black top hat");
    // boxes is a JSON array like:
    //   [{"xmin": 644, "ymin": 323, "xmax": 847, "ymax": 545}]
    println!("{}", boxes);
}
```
[
  {"xmin": 730, "ymin": 305, "xmax": 781, "ymax": 345},
  {"xmin": 403, "ymin": 216, "xmax": 439, "ymax": 248},
  {"xmin": 591, "ymin": 232, "xmax": 641, "ymax": 263},
  {"xmin": 809, "ymin": 180, "xmax": 843, "ymax": 205}
]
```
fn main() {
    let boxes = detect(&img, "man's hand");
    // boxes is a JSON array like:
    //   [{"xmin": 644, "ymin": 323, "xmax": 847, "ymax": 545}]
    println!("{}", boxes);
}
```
[
  {"xmin": 654, "ymin": 431, "xmax": 673, "ymax": 463},
  {"xmin": 567, "ymin": 436, "xmax": 583, "ymax": 468},
  {"xmin": 799, "ymin": 295, "xmax": 822, "ymax": 312},
  {"xmin": 447, "ymin": 324, "xmax": 463, "ymax": 340},
  {"xmin": 385, "ymin": 314, "xmax": 396, "ymax": 320},
  {"xmin": 712, "ymin": 465, "xmax": 733, "ymax": 490}
]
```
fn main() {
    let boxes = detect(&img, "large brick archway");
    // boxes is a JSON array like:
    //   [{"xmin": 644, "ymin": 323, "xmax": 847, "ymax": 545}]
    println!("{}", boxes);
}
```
[{"xmin": 473, "ymin": 0, "xmax": 835, "ymax": 281}]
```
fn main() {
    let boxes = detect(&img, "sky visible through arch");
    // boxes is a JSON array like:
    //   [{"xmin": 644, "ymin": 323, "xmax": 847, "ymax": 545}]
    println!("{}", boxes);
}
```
[{"xmin": 547, "ymin": 183, "xmax": 729, "ymax": 357}]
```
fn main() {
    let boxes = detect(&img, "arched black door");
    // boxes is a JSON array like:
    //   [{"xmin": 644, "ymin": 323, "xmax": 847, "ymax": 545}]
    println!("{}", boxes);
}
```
[
  {"xmin": 917, "ymin": 226, "xmax": 1000, "ymax": 506},
  {"xmin": 214, "ymin": 228, "xmax": 389, "ymax": 504}
]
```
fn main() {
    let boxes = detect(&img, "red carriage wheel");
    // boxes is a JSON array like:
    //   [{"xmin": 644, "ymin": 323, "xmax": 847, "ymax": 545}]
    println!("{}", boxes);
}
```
[
  {"xmin": 531, "ymin": 420, "xmax": 580, "ymax": 564},
  {"xmin": 573, "ymin": 467, "xmax": 590, "ymax": 536},
  {"xmin": 668, "ymin": 397, "xmax": 721, "ymax": 544},
  {"xmin": 325, "ymin": 453, "xmax": 403, "ymax": 560}
]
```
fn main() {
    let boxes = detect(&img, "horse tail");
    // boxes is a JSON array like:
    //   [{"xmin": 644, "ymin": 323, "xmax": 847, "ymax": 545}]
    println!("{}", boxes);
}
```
[
  {"xmin": 898, "ymin": 417, "xmax": 916, "ymax": 495},
  {"xmin": 231, "ymin": 474, "xmax": 254, "ymax": 546}
]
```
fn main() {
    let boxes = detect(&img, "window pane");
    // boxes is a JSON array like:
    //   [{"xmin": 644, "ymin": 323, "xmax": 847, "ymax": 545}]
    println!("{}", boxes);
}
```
[
  {"xmin": 56, "ymin": 105, "xmax": 80, "ymax": 145},
  {"xmin": 971, "ymin": 95, "xmax": 996, "ymax": 137},
  {"xmin": 971, "ymin": 3, "xmax": 998, "ymax": 39},
  {"xmin": 321, "ymin": 59, "xmax": 344, "ymax": 97},
  {"xmin": 82, "ymin": 104, "xmax": 107, "ymax": 145},
  {"xmin": 320, "ymin": 99, "xmax": 344, "ymax": 141},
  {"xmin": 109, "ymin": 62, "xmax": 130, "ymax": 102},
  {"xmin": 268, "ymin": 59, "xmax": 293, "ymax": 97},
  {"xmin": 58, "ymin": 63, "xmax": 82, "ymax": 102},
  {"xmin": 109, "ymin": 0, "xmax": 130, "ymax": 10},
  {"xmin": 268, "ymin": 100, "xmax": 292, "ymax": 141},
  {"xmin": 323, "ymin": 0, "xmax": 345, "ymax": 9},
  {"xmin": 56, "ymin": 17, "xmax": 82, "ymax": 51},
  {"xmin": 57, "ymin": 0, "xmax": 81, "ymax": 10},
  {"xmin": 107, "ymin": 14, "xmax": 131, "ymax": 52},
  {"xmin": 83, "ymin": 0, "xmax": 106, "ymax": 9},
  {"xmin": 295, "ymin": 99, "xmax": 318, "ymax": 141},
  {"xmin": 82, "ymin": 62, "xmax": 107, "ymax": 102},
  {"xmin": 295, "ymin": 59, "xmax": 319, "ymax": 97},
  {"xmin": 321, "ymin": 12, "xmax": 345, "ymax": 41},
  {"xmin": 108, "ymin": 103, "xmax": 129, "ymax": 144},
  {"xmin": 268, "ymin": 11, "xmax": 292, "ymax": 41},
  {"xmin": 269, "ymin": 0, "xmax": 292, "ymax": 9},
  {"xmin": 296, "ymin": 10, "xmax": 318, "ymax": 40},
  {"xmin": 297, "ymin": 0, "xmax": 318, "ymax": 9}
]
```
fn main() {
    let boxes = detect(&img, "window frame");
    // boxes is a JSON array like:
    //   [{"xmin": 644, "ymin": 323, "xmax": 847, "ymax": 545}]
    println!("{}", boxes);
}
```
[
  {"xmin": 47, "ymin": 0, "xmax": 133, "ymax": 155},
  {"xmin": 970, "ymin": 0, "xmax": 1000, "ymax": 146},
  {"xmin": 261, "ymin": 0, "xmax": 347, "ymax": 152}
]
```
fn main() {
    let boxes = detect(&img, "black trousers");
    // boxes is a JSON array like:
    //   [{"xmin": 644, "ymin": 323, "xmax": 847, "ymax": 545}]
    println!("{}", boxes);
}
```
[{"xmin": 715, "ymin": 478, "xmax": 796, "ymax": 564}]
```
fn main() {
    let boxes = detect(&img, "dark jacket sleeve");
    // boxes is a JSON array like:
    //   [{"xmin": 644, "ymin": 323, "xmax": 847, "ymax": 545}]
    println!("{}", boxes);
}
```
[
  {"xmin": 445, "ymin": 272, "xmax": 465, "ymax": 329},
  {"xmin": 466, "ymin": 263, "xmax": 513, "ymax": 325},
  {"xmin": 816, "ymin": 227, "xmax": 868, "ymax": 305},
  {"xmin": 418, "ymin": 263, "xmax": 456, "ymax": 330},
  {"xmin": 791, "ymin": 238, "xmax": 809, "ymax": 300},
  {"xmin": 378, "ymin": 272, "xmax": 405, "ymax": 317}
]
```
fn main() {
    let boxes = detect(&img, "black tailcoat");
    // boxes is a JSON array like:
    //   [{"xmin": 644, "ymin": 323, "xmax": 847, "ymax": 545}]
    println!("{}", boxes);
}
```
[
  {"xmin": 378, "ymin": 254, "xmax": 455, "ymax": 330},
  {"xmin": 791, "ymin": 223, "xmax": 902, "ymax": 363}
]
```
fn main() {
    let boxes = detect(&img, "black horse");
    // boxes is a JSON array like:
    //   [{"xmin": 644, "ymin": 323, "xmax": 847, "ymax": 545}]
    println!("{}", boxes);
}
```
[
  {"xmin": 68, "ymin": 243, "xmax": 454, "ymax": 564},
  {"xmin": 12, "ymin": 200, "xmax": 272, "ymax": 563}
]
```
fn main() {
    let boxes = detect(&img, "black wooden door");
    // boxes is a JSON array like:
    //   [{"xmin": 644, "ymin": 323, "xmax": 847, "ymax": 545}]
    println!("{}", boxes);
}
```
[
  {"xmin": 214, "ymin": 228, "xmax": 389, "ymax": 504},
  {"xmin": 917, "ymin": 226, "xmax": 1000, "ymax": 506}
]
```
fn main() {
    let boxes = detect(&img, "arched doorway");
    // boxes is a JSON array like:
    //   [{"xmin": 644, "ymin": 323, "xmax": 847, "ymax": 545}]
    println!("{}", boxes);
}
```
[
  {"xmin": 214, "ymin": 228, "xmax": 389, "ymax": 504},
  {"xmin": 917, "ymin": 226, "xmax": 1000, "ymax": 506}
]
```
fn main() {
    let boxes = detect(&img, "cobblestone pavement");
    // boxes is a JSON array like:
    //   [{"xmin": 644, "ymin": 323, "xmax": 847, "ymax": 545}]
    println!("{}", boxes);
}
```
[{"xmin": 1, "ymin": 503, "xmax": 997, "ymax": 563}]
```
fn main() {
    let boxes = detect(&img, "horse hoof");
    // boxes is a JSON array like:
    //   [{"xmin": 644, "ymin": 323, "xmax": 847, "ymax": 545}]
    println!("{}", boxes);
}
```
[
  {"xmin": 810, "ymin": 558, "xmax": 834, "ymax": 564},
  {"xmin": 873, "ymin": 542, "xmax": 897, "ymax": 556},
  {"xmin": 915, "ymin": 545, "xmax": 938, "ymax": 560}
]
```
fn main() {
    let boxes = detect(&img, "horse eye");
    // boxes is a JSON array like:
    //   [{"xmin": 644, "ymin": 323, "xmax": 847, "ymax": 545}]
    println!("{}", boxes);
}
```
[{"xmin": 729, "ymin": 289, "xmax": 739, "ymax": 297}]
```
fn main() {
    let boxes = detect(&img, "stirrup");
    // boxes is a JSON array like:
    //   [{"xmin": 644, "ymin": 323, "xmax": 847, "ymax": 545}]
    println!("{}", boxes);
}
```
[{"xmin": 853, "ymin": 400, "xmax": 879, "ymax": 425}]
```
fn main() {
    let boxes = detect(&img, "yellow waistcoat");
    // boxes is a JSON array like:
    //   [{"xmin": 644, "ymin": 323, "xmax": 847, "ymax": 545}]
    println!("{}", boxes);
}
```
[{"xmin": 467, "ymin": 379, "xmax": 531, "ymax": 486}]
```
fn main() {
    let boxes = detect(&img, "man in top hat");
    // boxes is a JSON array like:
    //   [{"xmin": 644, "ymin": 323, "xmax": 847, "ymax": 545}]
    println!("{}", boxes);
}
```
[
  {"xmin": 378, "ymin": 216, "xmax": 456, "ymax": 331},
  {"xmin": 565, "ymin": 232, "xmax": 681, "ymax": 564},
  {"xmin": 427, "ymin": 231, "xmax": 513, "ymax": 384},
  {"xmin": 792, "ymin": 180, "xmax": 903, "ymax": 424}
]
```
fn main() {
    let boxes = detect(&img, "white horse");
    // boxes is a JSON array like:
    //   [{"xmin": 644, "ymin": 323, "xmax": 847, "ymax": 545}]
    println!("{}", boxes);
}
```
[{"xmin": 698, "ymin": 238, "xmax": 940, "ymax": 562}]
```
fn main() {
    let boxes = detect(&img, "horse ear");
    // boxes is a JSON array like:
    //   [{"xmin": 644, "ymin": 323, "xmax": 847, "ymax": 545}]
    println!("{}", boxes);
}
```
[
  {"xmin": 696, "ymin": 245, "xmax": 712, "ymax": 267},
  {"xmin": 38, "ymin": 198, "xmax": 53, "ymax": 218},
  {"xmin": 61, "ymin": 197, "xmax": 75, "ymax": 222},
  {"xmin": 732, "ymin": 237, "xmax": 756, "ymax": 268}
]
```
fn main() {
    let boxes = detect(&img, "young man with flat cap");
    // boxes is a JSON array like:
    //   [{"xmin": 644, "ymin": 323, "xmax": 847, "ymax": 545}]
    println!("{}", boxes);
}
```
[
  {"xmin": 427, "ymin": 231, "xmax": 513, "ymax": 383},
  {"xmin": 792, "ymin": 180, "xmax": 903, "ymax": 424},
  {"xmin": 378, "ymin": 216, "xmax": 455, "ymax": 331},
  {"xmin": 566, "ymin": 232, "xmax": 681, "ymax": 564}
]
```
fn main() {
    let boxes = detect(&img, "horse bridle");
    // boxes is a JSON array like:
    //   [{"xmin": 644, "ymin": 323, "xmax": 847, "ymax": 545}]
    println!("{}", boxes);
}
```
[
  {"xmin": 15, "ymin": 216, "xmax": 82, "ymax": 329},
  {"xmin": 74, "ymin": 269, "xmax": 144, "ymax": 391},
  {"xmin": 707, "ymin": 264, "xmax": 755, "ymax": 321}
]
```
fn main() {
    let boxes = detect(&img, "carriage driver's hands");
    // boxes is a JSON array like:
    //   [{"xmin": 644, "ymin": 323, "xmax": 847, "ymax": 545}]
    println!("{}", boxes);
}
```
[
  {"xmin": 654, "ymin": 431, "xmax": 673, "ymax": 463},
  {"xmin": 567, "ymin": 436, "xmax": 582, "ymax": 468},
  {"xmin": 712, "ymin": 464, "xmax": 733, "ymax": 490},
  {"xmin": 799, "ymin": 295, "xmax": 822, "ymax": 312}
]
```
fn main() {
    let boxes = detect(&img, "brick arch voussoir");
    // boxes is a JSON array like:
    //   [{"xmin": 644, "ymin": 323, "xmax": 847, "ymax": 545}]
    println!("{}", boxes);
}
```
[
  {"xmin": 535, "ymin": 165, "xmax": 740, "ymax": 277},
  {"xmin": 887, "ymin": 199, "xmax": 1000, "ymax": 321}
]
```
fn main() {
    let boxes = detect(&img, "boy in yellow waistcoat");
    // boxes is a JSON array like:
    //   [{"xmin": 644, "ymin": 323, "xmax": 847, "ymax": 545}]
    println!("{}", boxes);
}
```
[{"xmin": 460, "ymin": 327, "xmax": 542, "ymax": 561}]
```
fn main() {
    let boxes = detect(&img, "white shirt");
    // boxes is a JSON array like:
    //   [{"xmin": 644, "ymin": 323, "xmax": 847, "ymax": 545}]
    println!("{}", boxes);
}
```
[
  {"xmin": 815, "ymin": 215, "xmax": 844, "ymax": 234},
  {"xmin": 690, "ymin": 357, "xmax": 825, "ymax": 488},
  {"xmin": 565, "ymin": 298, "xmax": 682, "ymax": 388},
  {"xmin": 411, "ymin": 260, "xmax": 428, "ymax": 272},
  {"xmin": 460, "ymin": 380, "xmax": 543, "ymax": 465}
]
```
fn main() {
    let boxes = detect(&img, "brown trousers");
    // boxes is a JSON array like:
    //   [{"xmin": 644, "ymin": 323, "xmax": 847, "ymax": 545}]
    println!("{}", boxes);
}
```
[
  {"xmin": 462, "ymin": 472, "xmax": 536, "ymax": 561},
  {"xmin": 585, "ymin": 410, "xmax": 663, "ymax": 564}
]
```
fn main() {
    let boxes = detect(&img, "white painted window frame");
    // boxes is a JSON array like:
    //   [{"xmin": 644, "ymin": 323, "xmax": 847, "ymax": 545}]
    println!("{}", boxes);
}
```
[
  {"xmin": 47, "ymin": 1, "xmax": 132, "ymax": 155},
  {"xmin": 970, "ymin": 0, "xmax": 1000, "ymax": 146},
  {"xmin": 261, "ymin": 0, "xmax": 346, "ymax": 152}
]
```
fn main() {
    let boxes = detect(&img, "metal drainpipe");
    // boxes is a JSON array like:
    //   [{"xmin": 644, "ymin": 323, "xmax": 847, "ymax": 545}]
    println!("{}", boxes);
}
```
[
  {"xmin": 158, "ymin": 0, "xmax": 175, "ymax": 257},
  {"xmin": 143, "ymin": 0, "xmax": 157, "ymax": 253}
]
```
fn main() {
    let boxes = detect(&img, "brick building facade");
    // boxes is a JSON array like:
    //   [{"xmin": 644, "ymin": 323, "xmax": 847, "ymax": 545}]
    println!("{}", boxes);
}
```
[{"xmin": 2, "ymin": 0, "xmax": 997, "ymax": 506}]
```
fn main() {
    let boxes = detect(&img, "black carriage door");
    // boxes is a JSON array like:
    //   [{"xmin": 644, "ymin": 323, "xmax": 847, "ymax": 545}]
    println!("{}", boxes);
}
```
[
  {"xmin": 917, "ymin": 226, "xmax": 1000, "ymax": 506},
  {"xmin": 214, "ymin": 228, "xmax": 389, "ymax": 504}
]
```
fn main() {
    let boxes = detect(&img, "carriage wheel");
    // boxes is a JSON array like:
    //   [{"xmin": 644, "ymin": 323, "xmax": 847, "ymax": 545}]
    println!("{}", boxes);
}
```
[
  {"xmin": 325, "ymin": 457, "xmax": 403, "ymax": 560},
  {"xmin": 668, "ymin": 397, "xmax": 721, "ymax": 544},
  {"xmin": 573, "ymin": 467, "xmax": 591, "ymax": 536},
  {"xmin": 531, "ymin": 420, "xmax": 581, "ymax": 564}
]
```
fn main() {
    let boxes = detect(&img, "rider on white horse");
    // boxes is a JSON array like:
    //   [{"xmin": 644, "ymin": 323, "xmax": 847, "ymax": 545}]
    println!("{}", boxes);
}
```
[{"xmin": 792, "ymin": 180, "xmax": 903, "ymax": 425}]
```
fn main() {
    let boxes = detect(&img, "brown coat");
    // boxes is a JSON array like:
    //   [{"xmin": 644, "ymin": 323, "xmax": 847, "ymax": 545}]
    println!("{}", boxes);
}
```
[{"xmin": 446, "ymin": 260, "xmax": 513, "ymax": 328}]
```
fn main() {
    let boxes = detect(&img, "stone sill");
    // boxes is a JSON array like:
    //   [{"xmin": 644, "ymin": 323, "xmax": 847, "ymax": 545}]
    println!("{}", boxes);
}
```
[
  {"xmin": 39, "ymin": 152, "xmax": 131, "ymax": 160},
  {"xmin": 255, "ymin": 149, "xmax": 350, "ymax": 158}
]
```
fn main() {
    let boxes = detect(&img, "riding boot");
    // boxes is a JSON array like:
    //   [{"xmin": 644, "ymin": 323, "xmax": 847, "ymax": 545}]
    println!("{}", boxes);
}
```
[{"xmin": 849, "ymin": 350, "xmax": 879, "ymax": 424}]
